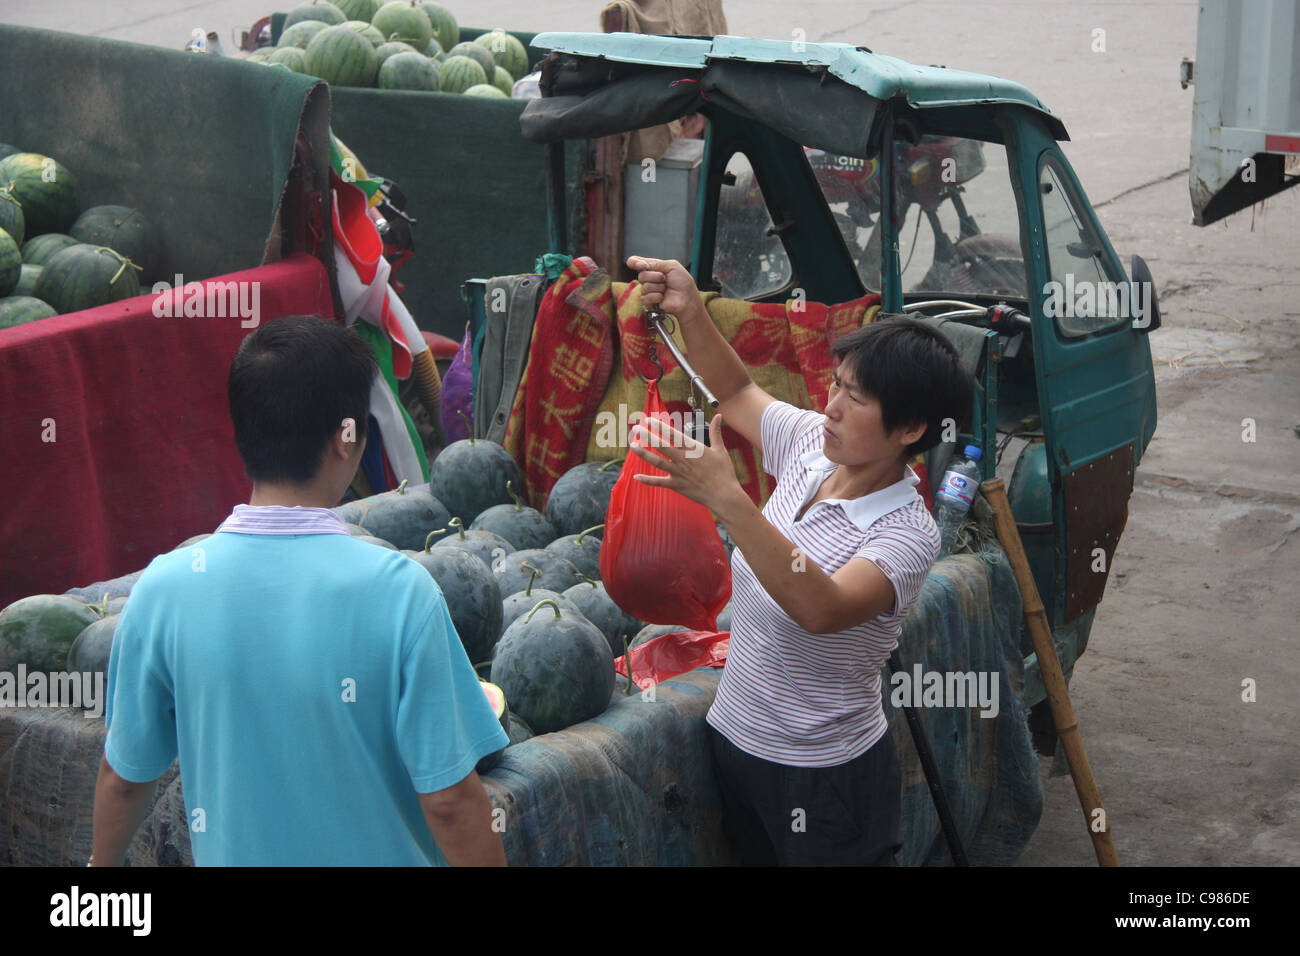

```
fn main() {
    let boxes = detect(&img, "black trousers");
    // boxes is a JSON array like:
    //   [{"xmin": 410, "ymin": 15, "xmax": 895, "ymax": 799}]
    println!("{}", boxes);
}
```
[{"xmin": 707, "ymin": 724, "xmax": 903, "ymax": 866}]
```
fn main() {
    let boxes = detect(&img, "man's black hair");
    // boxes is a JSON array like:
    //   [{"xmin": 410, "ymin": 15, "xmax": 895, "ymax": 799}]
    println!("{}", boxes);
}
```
[
  {"xmin": 830, "ymin": 317, "xmax": 974, "ymax": 458},
  {"xmin": 228, "ymin": 315, "xmax": 377, "ymax": 484}
]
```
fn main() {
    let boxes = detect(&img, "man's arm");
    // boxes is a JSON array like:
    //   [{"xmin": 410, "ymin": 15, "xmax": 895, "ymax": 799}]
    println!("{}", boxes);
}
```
[
  {"xmin": 419, "ymin": 770, "xmax": 506, "ymax": 866},
  {"xmin": 91, "ymin": 755, "xmax": 158, "ymax": 866}
]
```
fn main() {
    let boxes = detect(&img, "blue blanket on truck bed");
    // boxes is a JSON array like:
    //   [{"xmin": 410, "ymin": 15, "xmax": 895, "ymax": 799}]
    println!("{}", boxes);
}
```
[{"xmin": 0, "ymin": 544, "xmax": 1039, "ymax": 866}]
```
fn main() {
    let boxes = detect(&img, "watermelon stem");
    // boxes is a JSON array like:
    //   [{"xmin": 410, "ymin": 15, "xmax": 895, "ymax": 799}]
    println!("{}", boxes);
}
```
[
  {"xmin": 395, "ymin": 478, "xmax": 409, "ymax": 495},
  {"xmin": 506, "ymin": 479, "xmax": 524, "ymax": 511},
  {"xmin": 447, "ymin": 516, "xmax": 468, "ymax": 540},
  {"xmin": 423, "ymin": 529, "xmax": 439, "ymax": 552},
  {"xmin": 575, "ymin": 524, "xmax": 604, "ymax": 544},
  {"xmin": 455, "ymin": 409, "xmax": 474, "ymax": 443},
  {"xmin": 598, "ymin": 459, "xmax": 621, "ymax": 472},
  {"xmin": 97, "ymin": 247, "xmax": 143, "ymax": 287},
  {"xmin": 574, "ymin": 571, "xmax": 598, "ymax": 589},
  {"xmin": 523, "ymin": 598, "xmax": 562, "ymax": 625},
  {"xmin": 521, "ymin": 562, "xmax": 540, "ymax": 596}
]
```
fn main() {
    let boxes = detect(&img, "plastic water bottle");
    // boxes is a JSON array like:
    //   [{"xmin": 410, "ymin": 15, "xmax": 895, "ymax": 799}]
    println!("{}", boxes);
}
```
[{"xmin": 934, "ymin": 445, "xmax": 983, "ymax": 558}]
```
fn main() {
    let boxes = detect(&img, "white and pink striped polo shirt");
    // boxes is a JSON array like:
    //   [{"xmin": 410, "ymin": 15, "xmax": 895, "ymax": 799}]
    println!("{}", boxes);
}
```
[
  {"xmin": 216, "ymin": 504, "xmax": 352, "ymax": 536},
  {"xmin": 706, "ymin": 400, "xmax": 940, "ymax": 767}
]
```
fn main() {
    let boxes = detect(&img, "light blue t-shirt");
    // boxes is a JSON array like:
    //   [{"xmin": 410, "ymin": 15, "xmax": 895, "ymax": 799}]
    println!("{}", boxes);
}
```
[{"xmin": 105, "ymin": 526, "xmax": 509, "ymax": 866}]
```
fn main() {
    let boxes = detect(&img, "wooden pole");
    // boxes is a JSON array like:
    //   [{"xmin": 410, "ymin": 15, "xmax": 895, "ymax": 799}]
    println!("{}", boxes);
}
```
[{"xmin": 981, "ymin": 478, "xmax": 1120, "ymax": 866}]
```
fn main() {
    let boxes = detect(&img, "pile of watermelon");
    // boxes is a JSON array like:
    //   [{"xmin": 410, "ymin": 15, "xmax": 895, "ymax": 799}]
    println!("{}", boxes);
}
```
[
  {"xmin": 249, "ymin": 1, "xmax": 530, "ymax": 97},
  {"xmin": 0, "ymin": 432, "xmax": 735, "ymax": 764},
  {"xmin": 0, "ymin": 143, "xmax": 161, "ymax": 330}
]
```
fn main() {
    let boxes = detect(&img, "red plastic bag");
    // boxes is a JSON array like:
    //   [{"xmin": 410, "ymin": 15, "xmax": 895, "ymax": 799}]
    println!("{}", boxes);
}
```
[
  {"xmin": 600, "ymin": 380, "xmax": 732, "ymax": 630},
  {"xmin": 615, "ymin": 630, "xmax": 731, "ymax": 689}
]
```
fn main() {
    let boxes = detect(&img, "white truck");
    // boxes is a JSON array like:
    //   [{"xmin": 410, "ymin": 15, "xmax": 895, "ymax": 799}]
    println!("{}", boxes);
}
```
[{"xmin": 1183, "ymin": 0, "xmax": 1300, "ymax": 225}]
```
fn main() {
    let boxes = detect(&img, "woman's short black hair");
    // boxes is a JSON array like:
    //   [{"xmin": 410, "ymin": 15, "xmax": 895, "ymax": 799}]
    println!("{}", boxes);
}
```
[
  {"xmin": 830, "ymin": 317, "xmax": 974, "ymax": 458},
  {"xmin": 228, "ymin": 315, "xmax": 377, "ymax": 484}
]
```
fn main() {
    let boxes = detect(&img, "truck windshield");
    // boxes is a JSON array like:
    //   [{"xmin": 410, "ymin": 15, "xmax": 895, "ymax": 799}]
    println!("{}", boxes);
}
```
[{"xmin": 808, "ymin": 135, "xmax": 1028, "ymax": 299}]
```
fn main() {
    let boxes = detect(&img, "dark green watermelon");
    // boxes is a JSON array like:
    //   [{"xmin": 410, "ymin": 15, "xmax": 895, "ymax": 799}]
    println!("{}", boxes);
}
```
[
  {"xmin": 562, "ymin": 577, "xmax": 642, "ymax": 657},
  {"xmin": 433, "ymin": 516, "xmax": 515, "ymax": 570},
  {"xmin": 70, "ymin": 206, "xmax": 161, "ymax": 285},
  {"xmin": 68, "ymin": 614, "xmax": 120, "ymax": 680},
  {"xmin": 469, "ymin": 480, "xmax": 555, "ymax": 550},
  {"xmin": 0, "ymin": 296, "xmax": 57, "ymax": 328},
  {"xmin": 0, "ymin": 153, "xmax": 78, "ymax": 236},
  {"xmin": 378, "ymin": 50, "xmax": 441, "ymax": 90},
  {"xmin": 716, "ymin": 522, "xmax": 736, "ymax": 561},
  {"xmin": 0, "ymin": 228, "xmax": 20, "ymax": 298},
  {"xmin": 490, "ymin": 599, "xmax": 614, "ymax": 735},
  {"xmin": 0, "ymin": 595, "xmax": 104, "ymax": 671},
  {"xmin": 716, "ymin": 600, "xmax": 733, "ymax": 631},
  {"xmin": 506, "ymin": 711, "xmax": 533, "ymax": 744},
  {"xmin": 63, "ymin": 570, "xmax": 144, "ymax": 604},
  {"xmin": 492, "ymin": 549, "xmax": 579, "ymax": 597},
  {"xmin": 35, "ymin": 243, "xmax": 142, "ymax": 314},
  {"xmin": 355, "ymin": 480, "xmax": 452, "ymax": 551},
  {"xmin": 500, "ymin": 587, "xmax": 579, "ymax": 639},
  {"xmin": 0, "ymin": 190, "xmax": 24, "ymax": 245},
  {"xmin": 20, "ymin": 232, "xmax": 78, "ymax": 266},
  {"xmin": 545, "ymin": 459, "xmax": 621, "ymax": 538},
  {"xmin": 404, "ymin": 545, "xmax": 503, "ymax": 663},
  {"xmin": 545, "ymin": 524, "xmax": 603, "ymax": 581},
  {"xmin": 430, "ymin": 434, "xmax": 522, "ymax": 525},
  {"xmin": 0, "ymin": 144, "xmax": 21, "ymax": 161}
]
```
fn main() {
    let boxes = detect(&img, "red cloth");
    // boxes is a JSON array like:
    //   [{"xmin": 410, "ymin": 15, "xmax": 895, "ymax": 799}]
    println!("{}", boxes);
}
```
[
  {"xmin": 0, "ymin": 254, "xmax": 336, "ymax": 608},
  {"xmin": 502, "ymin": 257, "xmax": 617, "ymax": 509}
]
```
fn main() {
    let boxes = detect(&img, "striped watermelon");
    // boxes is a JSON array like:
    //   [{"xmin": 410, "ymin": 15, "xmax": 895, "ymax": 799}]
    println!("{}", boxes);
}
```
[
  {"xmin": 465, "ymin": 84, "xmax": 508, "ymax": 99},
  {"xmin": 0, "ymin": 153, "xmax": 78, "ymax": 237},
  {"xmin": 0, "ymin": 228, "xmax": 19, "ymax": 297},
  {"xmin": 371, "ymin": 1, "xmax": 432, "ymax": 50},
  {"xmin": 0, "ymin": 188, "xmax": 24, "ymax": 245},
  {"xmin": 378, "ymin": 51, "xmax": 441, "ymax": 91},
  {"xmin": 20, "ymin": 233, "xmax": 78, "ymax": 266},
  {"xmin": 419, "ymin": 3, "xmax": 458, "ymax": 52},
  {"xmin": 284, "ymin": 1, "xmax": 346, "ymax": 29},
  {"xmin": 277, "ymin": 20, "xmax": 329, "ymax": 48},
  {"xmin": 0, "ymin": 296, "xmax": 57, "ymax": 328},
  {"xmin": 336, "ymin": 0, "xmax": 381, "ymax": 20},
  {"xmin": 304, "ymin": 23, "xmax": 381, "ymax": 87},
  {"xmin": 439, "ymin": 55, "xmax": 487, "ymax": 94},
  {"xmin": 35, "ymin": 244, "xmax": 142, "ymax": 314},
  {"xmin": 449, "ymin": 41, "xmax": 495, "ymax": 77},
  {"xmin": 424, "ymin": 37, "xmax": 442, "ymax": 57},
  {"xmin": 491, "ymin": 65, "xmax": 513, "ymax": 96},
  {"xmin": 269, "ymin": 46, "xmax": 310, "ymax": 72},
  {"xmin": 0, "ymin": 143, "xmax": 21, "ymax": 161},
  {"xmin": 70, "ymin": 205, "xmax": 161, "ymax": 285},
  {"xmin": 342, "ymin": 19, "xmax": 385, "ymax": 46},
  {"xmin": 376, "ymin": 40, "xmax": 419, "ymax": 64},
  {"xmin": 247, "ymin": 48, "xmax": 275, "ymax": 63},
  {"xmin": 14, "ymin": 263, "xmax": 41, "ymax": 297},
  {"xmin": 474, "ymin": 30, "xmax": 528, "ymax": 81}
]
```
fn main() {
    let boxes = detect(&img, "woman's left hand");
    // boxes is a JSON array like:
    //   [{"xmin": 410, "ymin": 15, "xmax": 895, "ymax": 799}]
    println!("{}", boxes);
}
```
[{"xmin": 629, "ymin": 413, "xmax": 742, "ymax": 515}]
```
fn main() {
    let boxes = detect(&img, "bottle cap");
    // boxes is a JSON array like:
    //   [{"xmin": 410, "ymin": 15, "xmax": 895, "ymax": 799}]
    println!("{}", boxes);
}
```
[{"xmin": 964, "ymin": 444, "xmax": 982, "ymax": 460}]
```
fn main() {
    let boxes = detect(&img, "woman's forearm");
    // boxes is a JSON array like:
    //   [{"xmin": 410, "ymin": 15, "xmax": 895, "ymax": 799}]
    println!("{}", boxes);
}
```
[{"xmin": 670, "ymin": 295, "xmax": 754, "ymax": 406}]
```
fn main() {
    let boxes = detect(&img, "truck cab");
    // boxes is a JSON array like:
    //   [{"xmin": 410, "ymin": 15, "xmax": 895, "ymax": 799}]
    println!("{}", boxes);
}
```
[{"xmin": 519, "ymin": 33, "xmax": 1161, "ymax": 708}]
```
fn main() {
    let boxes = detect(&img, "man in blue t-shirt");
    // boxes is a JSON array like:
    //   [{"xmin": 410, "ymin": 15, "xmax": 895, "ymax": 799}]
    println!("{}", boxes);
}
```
[{"xmin": 91, "ymin": 315, "xmax": 509, "ymax": 866}]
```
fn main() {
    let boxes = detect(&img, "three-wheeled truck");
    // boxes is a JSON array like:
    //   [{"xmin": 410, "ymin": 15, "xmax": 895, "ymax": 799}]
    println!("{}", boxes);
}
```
[{"xmin": 0, "ymin": 28, "xmax": 1159, "ymax": 866}]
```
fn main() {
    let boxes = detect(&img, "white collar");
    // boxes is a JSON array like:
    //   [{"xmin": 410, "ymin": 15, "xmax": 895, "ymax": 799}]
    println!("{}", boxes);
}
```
[{"xmin": 796, "ymin": 450, "xmax": 922, "ymax": 531}]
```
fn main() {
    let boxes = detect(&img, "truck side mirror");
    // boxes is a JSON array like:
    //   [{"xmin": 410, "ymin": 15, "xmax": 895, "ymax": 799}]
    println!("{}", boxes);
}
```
[{"xmin": 1129, "ymin": 254, "xmax": 1161, "ymax": 332}]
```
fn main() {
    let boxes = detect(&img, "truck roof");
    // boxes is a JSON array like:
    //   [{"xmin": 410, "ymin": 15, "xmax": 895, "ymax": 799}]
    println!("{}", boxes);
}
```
[{"xmin": 529, "ymin": 32, "xmax": 1067, "ymax": 139}]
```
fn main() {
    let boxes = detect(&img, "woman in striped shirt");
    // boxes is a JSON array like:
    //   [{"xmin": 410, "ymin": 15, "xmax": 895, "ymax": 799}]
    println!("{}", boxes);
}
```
[{"xmin": 625, "ymin": 256, "xmax": 972, "ymax": 866}]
